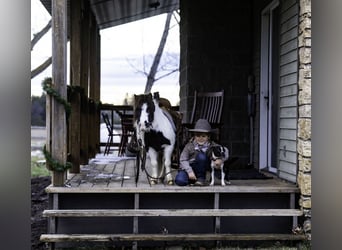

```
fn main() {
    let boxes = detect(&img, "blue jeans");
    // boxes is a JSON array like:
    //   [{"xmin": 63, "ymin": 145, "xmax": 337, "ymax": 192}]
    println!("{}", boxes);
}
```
[{"xmin": 175, "ymin": 152, "xmax": 210, "ymax": 186}]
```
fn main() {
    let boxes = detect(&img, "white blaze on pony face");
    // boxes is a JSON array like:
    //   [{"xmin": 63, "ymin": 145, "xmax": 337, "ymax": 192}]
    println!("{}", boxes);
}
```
[{"xmin": 137, "ymin": 103, "xmax": 151, "ymax": 132}]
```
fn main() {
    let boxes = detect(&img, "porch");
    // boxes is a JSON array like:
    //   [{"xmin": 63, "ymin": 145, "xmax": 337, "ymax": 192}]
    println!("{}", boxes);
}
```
[{"xmin": 40, "ymin": 155, "xmax": 306, "ymax": 249}]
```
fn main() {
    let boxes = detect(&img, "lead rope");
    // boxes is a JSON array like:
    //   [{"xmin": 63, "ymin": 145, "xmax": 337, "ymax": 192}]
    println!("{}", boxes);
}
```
[{"xmin": 135, "ymin": 138, "xmax": 177, "ymax": 185}]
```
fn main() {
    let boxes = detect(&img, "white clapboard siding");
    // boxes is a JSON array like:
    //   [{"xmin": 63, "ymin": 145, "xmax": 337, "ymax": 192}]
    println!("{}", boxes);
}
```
[
  {"xmin": 278, "ymin": 0, "xmax": 298, "ymax": 183},
  {"xmin": 279, "ymin": 139, "xmax": 297, "ymax": 152},
  {"xmin": 280, "ymin": 72, "xmax": 297, "ymax": 86}
]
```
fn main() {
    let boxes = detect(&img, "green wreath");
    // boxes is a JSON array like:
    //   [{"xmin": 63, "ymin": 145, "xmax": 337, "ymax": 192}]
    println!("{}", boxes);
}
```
[{"xmin": 43, "ymin": 145, "xmax": 72, "ymax": 172}]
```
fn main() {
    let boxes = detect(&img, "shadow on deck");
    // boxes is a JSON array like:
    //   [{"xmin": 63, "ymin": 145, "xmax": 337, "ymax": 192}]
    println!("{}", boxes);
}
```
[{"xmin": 47, "ymin": 154, "xmax": 299, "ymax": 193}]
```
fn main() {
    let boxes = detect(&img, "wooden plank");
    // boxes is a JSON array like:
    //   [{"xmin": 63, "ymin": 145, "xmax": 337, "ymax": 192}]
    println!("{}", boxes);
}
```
[
  {"xmin": 279, "ymin": 107, "xmax": 297, "ymax": 118},
  {"xmin": 281, "ymin": 2, "xmax": 298, "ymax": 23},
  {"xmin": 281, "ymin": 0, "xmax": 297, "ymax": 13},
  {"xmin": 40, "ymin": 233, "xmax": 307, "ymax": 242},
  {"xmin": 279, "ymin": 118, "xmax": 297, "ymax": 129},
  {"xmin": 88, "ymin": 13, "xmax": 98, "ymax": 158},
  {"xmin": 51, "ymin": 0, "xmax": 68, "ymax": 186},
  {"xmin": 279, "ymin": 171, "xmax": 297, "ymax": 183},
  {"xmin": 279, "ymin": 139, "xmax": 297, "ymax": 152},
  {"xmin": 290, "ymin": 193, "xmax": 298, "ymax": 229},
  {"xmin": 280, "ymin": 95, "xmax": 297, "ymax": 108},
  {"xmin": 80, "ymin": 0, "xmax": 90, "ymax": 164},
  {"xmin": 279, "ymin": 129, "xmax": 296, "ymax": 140},
  {"xmin": 280, "ymin": 60, "xmax": 298, "ymax": 76},
  {"xmin": 43, "ymin": 209, "xmax": 303, "ymax": 217},
  {"xmin": 280, "ymin": 72, "xmax": 297, "ymax": 86},
  {"xmin": 280, "ymin": 31, "xmax": 297, "ymax": 46},
  {"xmin": 279, "ymin": 161, "xmax": 297, "ymax": 175},
  {"xmin": 45, "ymin": 159, "xmax": 300, "ymax": 193},
  {"xmin": 46, "ymin": 81, "xmax": 52, "ymax": 172},
  {"xmin": 280, "ymin": 84, "xmax": 297, "ymax": 98},
  {"xmin": 280, "ymin": 49, "xmax": 297, "ymax": 66},
  {"xmin": 45, "ymin": 182, "xmax": 299, "ymax": 194},
  {"xmin": 279, "ymin": 151, "xmax": 297, "ymax": 164},
  {"xmin": 69, "ymin": 0, "xmax": 82, "ymax": 173},
  {"xmin": 214, "ymin": 193, "xmax": 220, "ymax": 233},
  {"xmin": 95, "ymin": 30, "xmax": 101, "ymax": 153},
  {"xmin": 280, "ymin": 40, "xmax": 298, "ymax": 56},
  {"xmin": 280, "ymin": 15, "xmax": 298, "ymax": 35},
  {"xmin": 278, "ymin": 1, "xmax": 298, "ymax": 186}
]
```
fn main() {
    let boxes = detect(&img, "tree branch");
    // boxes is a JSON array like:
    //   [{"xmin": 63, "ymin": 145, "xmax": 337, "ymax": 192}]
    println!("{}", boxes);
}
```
[
  {"xmin": 155, "ymin": 69, "xmax": 179, "ymax": 82},
  {"xmin": 31, "ymin": 57, "xmax": 52, "ymax": 79},
  {"xmin": 144, "ymin": 11, "xmax": 174, "ymax": 93},
  {"xmin": 31, "ymin": 19, "xmax": 52, "ymax": 51}
]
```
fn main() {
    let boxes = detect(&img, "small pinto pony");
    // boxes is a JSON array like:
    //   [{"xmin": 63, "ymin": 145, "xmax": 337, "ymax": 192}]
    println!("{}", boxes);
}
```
[{"xmin": 134, "ymin": 92, "xmax": 176, "ymax": 185}]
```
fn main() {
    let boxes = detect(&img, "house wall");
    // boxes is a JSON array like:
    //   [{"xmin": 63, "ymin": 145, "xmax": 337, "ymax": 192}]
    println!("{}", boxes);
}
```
[
  {"xmin": 297, "ymin": 0, "xmax": 311, "ymax": 236},
  {"xmin": 251, "ymin": 0, "xmax": 311, "ymax": 236},
  {"xmin": 179, "ymin": 0, "xmax": 253, "ymax": 166},
  {"xmin": 250, "ymin": 0, "xmax": 271, "ymax": 169},
  {"xmin": 251, "ymin": 0, "xmax": 299, "ymax": 184},
  {"xmin": 278, "ymin": 0, "xmax": 299, "ymax": 182}
]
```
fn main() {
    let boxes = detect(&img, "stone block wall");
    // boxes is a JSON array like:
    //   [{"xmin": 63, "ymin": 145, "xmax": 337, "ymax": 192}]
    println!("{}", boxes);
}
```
[{"xmin": 297, "ymin": 0, "xmax": 311, "ymax": 238}]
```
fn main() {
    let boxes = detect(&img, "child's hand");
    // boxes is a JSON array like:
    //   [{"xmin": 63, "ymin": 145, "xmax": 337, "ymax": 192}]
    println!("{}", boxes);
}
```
[{"xmin": 188, "ymin": 171, "xmax": 197, "ymax": 180}]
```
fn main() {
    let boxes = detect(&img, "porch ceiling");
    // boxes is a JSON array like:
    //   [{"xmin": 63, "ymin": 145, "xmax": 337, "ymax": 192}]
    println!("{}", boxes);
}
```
[{"xmin": 40, "ymin": 0, "xmax": 179, "ymax": 30}]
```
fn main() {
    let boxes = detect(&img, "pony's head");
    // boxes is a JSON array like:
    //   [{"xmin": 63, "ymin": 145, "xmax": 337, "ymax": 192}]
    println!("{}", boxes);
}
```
[{"xmin": 134, "ymin": 93, "xmax": 157, "ymax": 132}]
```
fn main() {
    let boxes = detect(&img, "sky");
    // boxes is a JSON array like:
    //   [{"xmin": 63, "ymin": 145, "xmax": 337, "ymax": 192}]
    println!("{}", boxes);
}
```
[{"xmin": 31, "ymin": 0, "xmax": 180, "ymax": 105}]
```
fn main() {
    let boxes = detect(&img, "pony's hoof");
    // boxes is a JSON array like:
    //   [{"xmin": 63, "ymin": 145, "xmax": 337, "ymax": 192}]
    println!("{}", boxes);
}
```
[
  {"xmin": 150, "ymin": 180, "xmax": 158, "ymax": 185},
  {"xmin": 167, "ymin": 180, "xmax": 174, "ymax": 185}
]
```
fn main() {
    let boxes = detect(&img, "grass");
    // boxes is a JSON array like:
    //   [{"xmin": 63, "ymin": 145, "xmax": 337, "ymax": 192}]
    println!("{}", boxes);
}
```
[{"xmin": 31, "ymin": 154, "xmax": 50, "ymax": 177}]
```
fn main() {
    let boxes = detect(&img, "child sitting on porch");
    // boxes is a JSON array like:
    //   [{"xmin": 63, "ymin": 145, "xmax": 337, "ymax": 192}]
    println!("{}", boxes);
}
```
[{"xmin": 175, "ymin": 119, "xmax": 229, "ymax": 186}]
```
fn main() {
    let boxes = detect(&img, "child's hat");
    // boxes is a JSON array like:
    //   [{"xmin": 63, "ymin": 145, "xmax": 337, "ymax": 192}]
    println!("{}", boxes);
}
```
[{"xmin": 189, "ymin": 119, "xmax": 212, "ymax": 133}]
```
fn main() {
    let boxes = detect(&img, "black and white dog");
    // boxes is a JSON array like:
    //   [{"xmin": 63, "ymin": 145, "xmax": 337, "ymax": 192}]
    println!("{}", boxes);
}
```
[{"xmin": 208, "ymin": 145, "xmax": 230, "ymax": 186}]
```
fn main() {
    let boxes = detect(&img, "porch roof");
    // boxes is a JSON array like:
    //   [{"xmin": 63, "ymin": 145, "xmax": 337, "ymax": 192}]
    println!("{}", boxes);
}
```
[{"xmin": 40, "ymin": 0, "xmax": 179, "ymax": 29}]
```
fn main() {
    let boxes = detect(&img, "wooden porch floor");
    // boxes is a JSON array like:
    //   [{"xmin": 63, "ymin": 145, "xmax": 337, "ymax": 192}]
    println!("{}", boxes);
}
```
[
  {"xmin": 41, "ymin": 154, "xmax": 306, "ymax": 247},
  {"xmin": 46, "ymin": 154, "xmax": 299, "ymax": 194}
]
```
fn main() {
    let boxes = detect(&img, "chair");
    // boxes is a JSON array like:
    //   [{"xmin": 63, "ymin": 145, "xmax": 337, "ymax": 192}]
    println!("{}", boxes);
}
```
[
  {"xmin": 118, "ymin": 113, "xmax": 135, "ymax": 156},
  {"xmin": 184, "ymin": 90, "xmax": 225, "ymax": 142},
  {"xmin": 102, "ymin": 113, "xmax": 114, "ymax": 155}
]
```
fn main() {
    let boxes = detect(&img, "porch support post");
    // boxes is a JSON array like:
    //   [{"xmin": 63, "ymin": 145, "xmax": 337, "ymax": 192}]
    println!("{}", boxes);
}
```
[
  {"xmin": 290, "ymin": 193, "xmax": 298, "ymax": 229},
  {"xmin": 95, "ymin": 29, "xmax": 101, "ymax": 153},
  {"xmin": 214, "ymin": 193, "xmax": 221, "ymax": 248},
  {"xmin": 133, "ymin": 193, "xmax": 139, "ymax": 250},
  {"xmin": 51, "ymin": 0, "xmax": 68, "ymax": 186},
  {"xmin": 80, "ymin": 0, "xmax": 91, "ymax": 164},
  {"xmin": 69, "ymin": 0, "xmax": 82, "ymax": 173},
  {"xmin": 89, "ymin": 12, "xmax": 100, "ymax": 158}
]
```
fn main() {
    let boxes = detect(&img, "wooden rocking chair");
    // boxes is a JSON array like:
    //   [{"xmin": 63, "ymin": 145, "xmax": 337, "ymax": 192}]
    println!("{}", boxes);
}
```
[{"xmin": 183, "ymin": 90, "xmax": 225, "ymax": 143}]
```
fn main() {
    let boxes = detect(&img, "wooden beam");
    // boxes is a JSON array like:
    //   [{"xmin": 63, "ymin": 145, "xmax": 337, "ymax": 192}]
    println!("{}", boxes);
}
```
[
  {"xmin": 80, "ymin": 0, "xmax": 90, "ymax": 164},
  {"xmin": 51, "ymin": 0, "xmax": 68, "ymax": 186},
  {"xmin": 43, "ymin": 209, "xmax": 303, "ymax": 217},
  {"xmin": 95, "ymin": 29, "xmax": 101, "ymax": 153},
  {"xmin": 40, "ymin": 233, "xmax": 307, "ymax": 242},
  {"xmin": 45, "ymin": 184, "xmax": 300, "ymax": 194},
  {"xmin": 88, "ymin": 12, "xmax": 98, "ymax": 158},
  {"xmin": 69, "ymin": 0, "xmax": 82, "ymax": 173}
]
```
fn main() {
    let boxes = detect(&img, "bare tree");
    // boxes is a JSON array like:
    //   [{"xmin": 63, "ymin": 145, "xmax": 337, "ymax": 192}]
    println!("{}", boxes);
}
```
[
  {"xmin": 31, "ymin": 19, "xmax": 52, "ymax": 79},
  {"xmin": 31, "ymin": 19, "xmax": 51, "ymax": 51},
  {"xmin": 129, "ymin": 10, "xmax": 179, "ymax": 94},
  {"xmin": 31, "ymin": 57, "xmax": 52, "ymax": 79}
]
